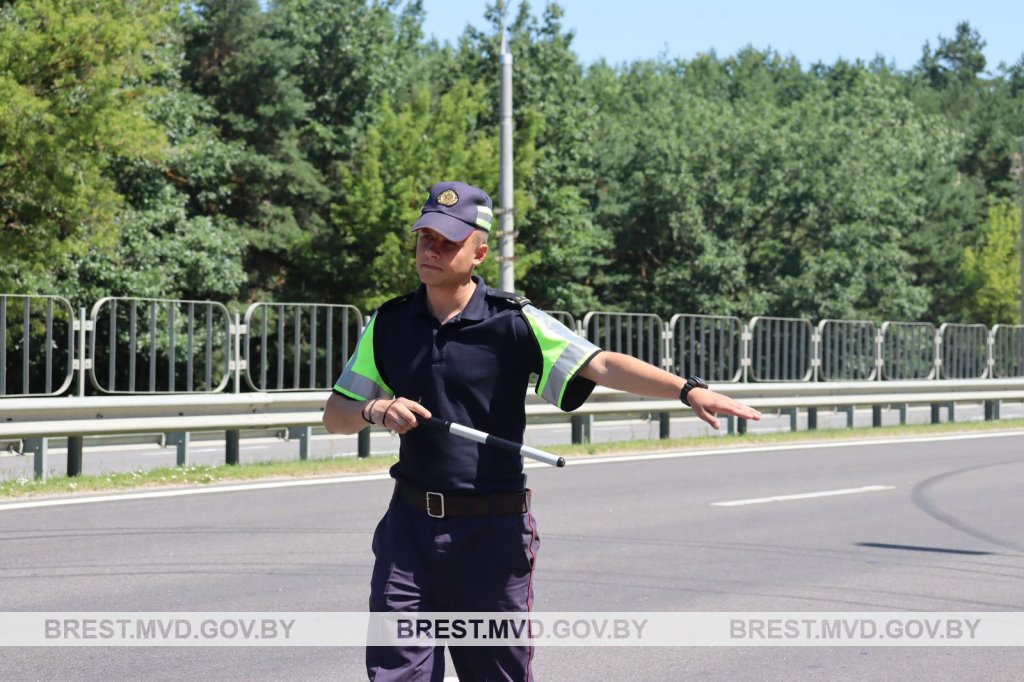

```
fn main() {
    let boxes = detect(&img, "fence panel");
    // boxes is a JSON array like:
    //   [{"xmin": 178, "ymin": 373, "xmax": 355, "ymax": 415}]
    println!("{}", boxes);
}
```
[
  {"xmin": 583, "ymin": 312, "xmax": 667, "ymax": 370},
  {"xmin": 244, "ymin": 303, "xmax": 364, "ymax": 392},
  {"xmin": 939, "ymin": 323, "xmax": 989, "ymax": 379},
  {"xmin": 89, "ymin": 298, "xmax": 232, "ymax": 394},
  {"xmin": 748, "ymin": 316, "xmax": 813, "ymax": 382},
  {"xmin": 818, "ymin": 320, "xmax": 878, "ymax": 381},
  {"xmin": 669, "ymin": 314, "xmax": 743, "ymax": 382},
  {"xmin": 992, "ymin": 325, "xmax": 1024, "ymax": 378},
  {"xmin": 881, "ymin": 322, "xmax": 936, "ymax": 380},
  {"xmin": 0, "ymin": 295, "xmax": 75, "ymax": 396}
]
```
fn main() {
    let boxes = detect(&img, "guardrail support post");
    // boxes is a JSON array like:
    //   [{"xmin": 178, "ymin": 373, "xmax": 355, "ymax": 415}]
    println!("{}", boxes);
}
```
[
  {"xmin": 726, "ymin": 416, "xmax": 735, "ymax": 434},
  {"xmin": 984, "ymin": 400, "xmax": 994, "ymax": 421},
  {"xmin": 571, "ymin": 414, "xmax": 591, "ymax": 444},
  {"xmin": 167, "ymin": 432, "xmax": 190, "ymax": 466},
  {"xmin": 787, "ymin": 409, "xmax": 798, "ymax": 432},
  {"xmin": 226, "ymin": 431, "xmax": 240, "ymax": 465},
  {"xmin": 26, "ymin": 438, "xmax": 47, "ymax": 481},
  {"xmin": 842, "ymin": 407, "xmax": 854, "ymax": 428},
  {"xmin": 67, "ymin": 437, "xmax": 83, "ymax": 476},
  {"xmin": 288, "ymin": 426, "xmax": 311, "ymax": 460},
  {"xmin": 658, "ymin": 412, "xmax": 671, "ymax": 439},
  {"xmin": 737, "ymin": 418, "xmax": 747, "ymax": 435},
  {"xmin": 930, "ymin": 404, "xmax": 941, "ymax": 424},
  {"xmin": 897, "ymin": 404, "xmax": 907, "ymax": 425},
  {"xmin": 872, "ymin": 405, "xmax": 882, "ymax": 428},
  {"xmin": 947, "ymin": 402, "xmax": 955, "ymax": 423},
  {"xmin": 807, "ymin": 408, "xmax": 817, "ymax": 430},
  {"xmin": 358, "ymin": 427, "xmax": 370, "ymax": 458}
]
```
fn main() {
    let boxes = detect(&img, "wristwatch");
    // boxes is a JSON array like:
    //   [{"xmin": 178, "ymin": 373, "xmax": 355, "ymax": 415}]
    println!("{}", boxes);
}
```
[{"xmin": 679, "ymin": 375, "xmax": 709, "ymax": 406}]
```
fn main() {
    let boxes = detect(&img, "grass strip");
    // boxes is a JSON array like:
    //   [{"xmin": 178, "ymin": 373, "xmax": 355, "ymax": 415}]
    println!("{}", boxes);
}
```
[{"xmin": 2, "ymin": 417, "xmax": 1023, "ymax": 499}]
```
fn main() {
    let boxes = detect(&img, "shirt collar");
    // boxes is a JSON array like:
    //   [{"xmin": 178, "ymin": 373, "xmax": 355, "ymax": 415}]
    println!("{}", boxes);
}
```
[{"xmin": 410, "ymin": 275, "xmax": 490, "ymax": 323}]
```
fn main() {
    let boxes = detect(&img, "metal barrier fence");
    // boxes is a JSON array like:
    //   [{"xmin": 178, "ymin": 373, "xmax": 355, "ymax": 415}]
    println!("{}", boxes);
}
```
[
  {"xmin": 748, "ymin": 316, "xmax": 813, "ymax": 382},
  {"xmin": 669, "ymin": 314, "xmax": 743, "ymax": 382},
  {"xmin": 939, "ymin": 323, "xmax": 989, "ymax": 380},
  {"xmin": 583, "ymin": 312, "xmax": 668, "ymax": 371},
  {"xmin": 992, "ymin": 325, "xmax": 1024, "ymax": 378},
  {"xmin": 7, "ymin": 290, "xmax": 1024, "ymax": 397},
  {"xmin": 243, "ymin": 303, "xmax": 364, "ymax": 392},
  {"xmin": 818, "ymin": 320, "xmax": 878, "ymax": 381},
  {"xmin": 0, "ymin": 295, "xmax": 76, "ymax": 396},
  {"xmin": 881, "ymin": 322, "xmax": 937, "ymax": 380},
  {"xmin": 89, "ymin": 298, "xmax": 232, "ymax": 393}
]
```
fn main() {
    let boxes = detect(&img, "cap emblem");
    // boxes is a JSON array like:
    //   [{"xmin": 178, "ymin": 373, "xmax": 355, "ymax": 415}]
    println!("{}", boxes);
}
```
[{"xmin": 436, "ymin": 189, "xmax": 459, "ymax": 207}]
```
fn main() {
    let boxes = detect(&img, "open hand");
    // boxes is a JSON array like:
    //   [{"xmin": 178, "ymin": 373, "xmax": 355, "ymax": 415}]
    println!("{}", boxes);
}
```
[{"xmin": 687, "ymin": 388, "xmax": 761, "ymax": 430}]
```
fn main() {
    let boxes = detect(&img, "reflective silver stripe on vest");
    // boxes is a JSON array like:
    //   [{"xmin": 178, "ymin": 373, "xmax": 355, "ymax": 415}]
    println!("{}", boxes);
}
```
[
  {"xmin": 523, "ymin": 305, "xmax": 600, "ymax": 408},
  {"xmin": 541, "ymin": 339, "xmax": 598, "ymax": 407},
  {"xmin": 334, "ymin": 370, "xmax": 390, "ymax": 401}
]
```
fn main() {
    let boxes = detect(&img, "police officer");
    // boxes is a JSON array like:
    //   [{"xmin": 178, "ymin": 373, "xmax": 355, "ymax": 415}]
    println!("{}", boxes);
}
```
[{"xmin": 323, "ymin": 181, "xmax": 761, "ymax": 681}]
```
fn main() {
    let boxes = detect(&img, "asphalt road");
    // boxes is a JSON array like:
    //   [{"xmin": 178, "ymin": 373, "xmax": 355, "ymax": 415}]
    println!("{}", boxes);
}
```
[{"xmin": 1, "ymin": 431, "xmax": 1023, "ymax": 680}]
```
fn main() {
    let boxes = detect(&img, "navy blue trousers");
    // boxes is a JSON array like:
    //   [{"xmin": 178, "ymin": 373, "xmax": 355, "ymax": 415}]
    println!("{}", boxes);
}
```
[{"xmin": 366, "ymin": 491, "xmax": 540, "ymax": 681}]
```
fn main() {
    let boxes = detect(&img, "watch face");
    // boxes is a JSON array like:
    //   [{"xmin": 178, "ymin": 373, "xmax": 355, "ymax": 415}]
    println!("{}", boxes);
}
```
[{"xmin": 690, "ymin": 376, "xmax": 706, "ymax": 387}]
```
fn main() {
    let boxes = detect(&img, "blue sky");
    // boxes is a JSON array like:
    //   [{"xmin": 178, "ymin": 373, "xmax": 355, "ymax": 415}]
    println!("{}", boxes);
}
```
[{"xmin": 419, "ymin": 0, "xmax": 1024, "ymax": 73}]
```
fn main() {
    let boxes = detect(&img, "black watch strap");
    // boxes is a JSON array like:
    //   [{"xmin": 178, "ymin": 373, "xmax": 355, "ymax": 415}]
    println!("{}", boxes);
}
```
[{"xmin": 679, "ymin": 375, "xmax": 709, "ymax": 407}]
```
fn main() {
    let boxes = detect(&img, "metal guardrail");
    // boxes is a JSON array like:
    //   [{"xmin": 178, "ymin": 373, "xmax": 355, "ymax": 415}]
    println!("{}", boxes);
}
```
[
  {"xmin": 90, "ymin": 298, "xmax": 232, "ymax": 394},
  {"xmin": 6, "ymin": 379, "xmax": 1024, "ymax": 480},
  {"xmin": 748, "ymin": 316, "xmax": 813, "ymax": 382},
  {"xmin": 669, "ymin": 314, "xmax": 743, "ymax": 382},
  {"xmin": 243, "ymin": 302, "xmax": 363, "ymax": 392},
  {"xmin": 0, "ymin": 295, "xmax": 76, "ymax": 396}
]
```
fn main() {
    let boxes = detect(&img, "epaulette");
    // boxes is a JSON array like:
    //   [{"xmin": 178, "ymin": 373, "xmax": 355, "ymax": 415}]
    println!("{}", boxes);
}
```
[
  {"xmin": 485, "ymin": 288, "xmax": 531, "ymax": 308},
  {"xmin": 373, "ymin": 291, "xmax": 414, "ymax": 315}
]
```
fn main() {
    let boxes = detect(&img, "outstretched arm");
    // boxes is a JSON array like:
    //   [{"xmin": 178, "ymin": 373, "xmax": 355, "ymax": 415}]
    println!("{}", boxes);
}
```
[{"xmin": 578, "ymin": 351, "xmax": 761, "ymax": 430}]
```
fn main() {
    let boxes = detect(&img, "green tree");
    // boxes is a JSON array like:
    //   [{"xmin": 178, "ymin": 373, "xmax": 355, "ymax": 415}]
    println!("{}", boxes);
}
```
[
  {"xmin": 0, "ymin": 0, "xmax": 173, "ymax": 293},
  {"xmin": 453, "ymin": 1, "xmax": 609, "ymax": 313},
  {"xmin": 961, "ymin": 198, "xmax": 1022, "ymax": 325},
  {"xmin": 308, "ymin": 81, "xmax": 500, "ymax": 310},
  {"xmin": 587, "ymin": 52, "xmax": 943, "ymax": 321}
]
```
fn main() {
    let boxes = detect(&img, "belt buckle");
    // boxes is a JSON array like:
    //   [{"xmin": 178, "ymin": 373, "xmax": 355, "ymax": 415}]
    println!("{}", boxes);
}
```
[{"xmin": 425, "ymin": 491, "xmax": 445, "ymax": 518}]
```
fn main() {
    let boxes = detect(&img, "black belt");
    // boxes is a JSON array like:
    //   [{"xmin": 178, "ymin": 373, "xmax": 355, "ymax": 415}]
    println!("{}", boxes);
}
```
[{"xmin": 394, "ymin": 481, "xmax": 530, "ymax": 518}]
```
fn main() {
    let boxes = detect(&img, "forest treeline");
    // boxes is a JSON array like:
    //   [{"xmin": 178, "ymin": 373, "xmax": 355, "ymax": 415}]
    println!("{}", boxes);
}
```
[{"xmin": 1, "ymin": 1, "xmax": 1022, "ymax": 323}]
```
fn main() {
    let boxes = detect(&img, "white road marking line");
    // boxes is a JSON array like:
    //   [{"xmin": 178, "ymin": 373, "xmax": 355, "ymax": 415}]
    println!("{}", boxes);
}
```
[
  {"xmin": 0, "ymin": 429, "xmax": 1020, "ymax": 512},
  {"xmin": 0, "ymin": 473, "xmax": 392, "ymax": 512},
  {"xmin": 557, "ymin": 429, "xmax": 1024, "ymax": 467},
  {"xmin": 712, "ymin": 485, "xmax": 895, "ymax": 507}
]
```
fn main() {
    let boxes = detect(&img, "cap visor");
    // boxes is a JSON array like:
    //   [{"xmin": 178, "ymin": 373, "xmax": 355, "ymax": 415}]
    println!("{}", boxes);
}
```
[{"xmin": 411, "ymin": 211, "xmax": 476, "ymax": 242}]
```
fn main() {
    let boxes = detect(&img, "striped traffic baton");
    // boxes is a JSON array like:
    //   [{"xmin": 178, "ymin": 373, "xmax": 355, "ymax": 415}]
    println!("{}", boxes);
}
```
[{"xmin": 416, "ymin": 415, "xmax": 566, "ymax": 468}]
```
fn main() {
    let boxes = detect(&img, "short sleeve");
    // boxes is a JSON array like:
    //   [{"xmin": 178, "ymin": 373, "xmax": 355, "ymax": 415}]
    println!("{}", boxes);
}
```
[
  {"xmin": 520, "ymin": 305, "xmax": 601, "ymax": 412},
  {"xmin": 333, "ymin": 312, "xmax": 394, "ymax": 401}
]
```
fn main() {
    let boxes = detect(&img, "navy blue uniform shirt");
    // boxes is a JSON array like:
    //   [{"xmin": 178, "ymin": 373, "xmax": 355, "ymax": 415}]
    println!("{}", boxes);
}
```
[{"xmin": 335, "ymin": 276, "xmax": 600, "ymax": 494}]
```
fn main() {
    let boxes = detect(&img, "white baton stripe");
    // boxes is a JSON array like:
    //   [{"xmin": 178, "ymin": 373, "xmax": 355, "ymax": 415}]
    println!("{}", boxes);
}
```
[
  {"xmin": 519, "ymin": 444, "xmax": 563, "ymax": 467},
  {"xmin": 448, "ymin": 422, "xmax": 489, "ymax": 445},
  {"xmin": 447, "ymin": 422, "xmax": 562, "ymax": 466}
]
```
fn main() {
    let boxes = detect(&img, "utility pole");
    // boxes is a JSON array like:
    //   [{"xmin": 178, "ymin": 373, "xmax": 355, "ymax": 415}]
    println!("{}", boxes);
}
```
[{"xmin": 498, "ymin": 28, "xmax": 515, "ymax": 292}]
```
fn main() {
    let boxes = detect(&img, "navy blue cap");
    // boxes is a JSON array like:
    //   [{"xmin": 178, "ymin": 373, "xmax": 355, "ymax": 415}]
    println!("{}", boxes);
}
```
[{"xmin": 411, "ymin": 181, "xmax": 494, "ymax": 242}]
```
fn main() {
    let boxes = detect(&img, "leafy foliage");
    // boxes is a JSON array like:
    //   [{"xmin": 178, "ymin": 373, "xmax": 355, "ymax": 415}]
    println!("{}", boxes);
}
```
[{"xmin": 1, "ymin": 3, "xmax": 1022, "ymax": 326}]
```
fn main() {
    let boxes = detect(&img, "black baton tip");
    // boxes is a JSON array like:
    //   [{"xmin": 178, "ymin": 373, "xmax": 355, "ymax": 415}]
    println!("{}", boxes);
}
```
[{"xmin": 556, "ymin": 457, "xmax": 566, "ymax": 468}]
